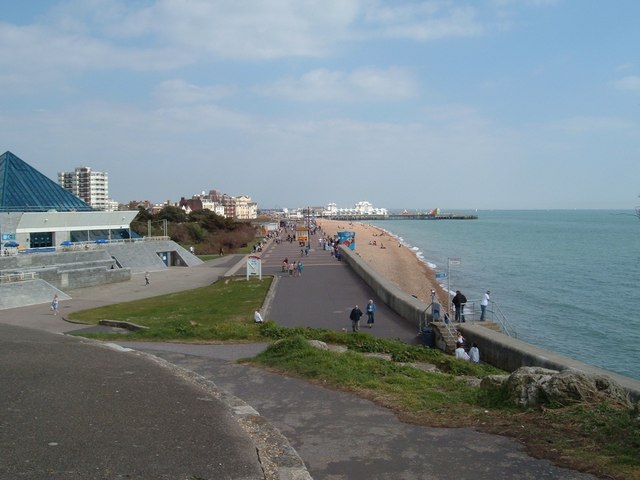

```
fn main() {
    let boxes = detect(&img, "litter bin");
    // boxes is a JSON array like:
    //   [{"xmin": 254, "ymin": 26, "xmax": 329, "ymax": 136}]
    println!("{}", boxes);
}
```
[{"xmin": 421, "ymin": 327, "xmax": 435, "ymax": 348}]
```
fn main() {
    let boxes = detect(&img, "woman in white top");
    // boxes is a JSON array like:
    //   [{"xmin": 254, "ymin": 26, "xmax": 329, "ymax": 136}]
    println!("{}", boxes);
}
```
[
  {"xmin": 468, "ymin": 342, "xmax": 480, "ymax": 363},
  {"xmin": 455, "ymin": 342, "xmax": 470, "ymax": 361}
]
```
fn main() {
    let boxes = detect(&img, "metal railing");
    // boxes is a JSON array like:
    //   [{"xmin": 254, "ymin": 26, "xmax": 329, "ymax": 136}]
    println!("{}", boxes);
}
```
[
  {"xmin": 0, "ymin": 272, "xmax": 39, "ymax": 283},
  {"xmin": 5, "ymin": 236, "xmax": 172, "ymax": 255},
  {"xmin": 451, "ymin": 299, "xmax": 518, "ymax": 338}
]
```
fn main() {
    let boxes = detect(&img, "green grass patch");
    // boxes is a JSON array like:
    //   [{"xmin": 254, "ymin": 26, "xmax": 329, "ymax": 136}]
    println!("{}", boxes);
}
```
[
  {"xmin": 246, "ymin": 335, "xmax": 481, "ymax": 419},
  {"xmin": 68, "ymin": 277, "xmax": 271, "ymax": 341}
]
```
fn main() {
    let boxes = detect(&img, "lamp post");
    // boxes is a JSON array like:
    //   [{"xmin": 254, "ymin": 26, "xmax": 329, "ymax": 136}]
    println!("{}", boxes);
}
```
[
  {"xmin": 447, "ymin": 257, "xmax": 461, "ymax": 315},
  {"xmin": 307, "ymin": 206, "xmax": 311, "ymax": 249}
]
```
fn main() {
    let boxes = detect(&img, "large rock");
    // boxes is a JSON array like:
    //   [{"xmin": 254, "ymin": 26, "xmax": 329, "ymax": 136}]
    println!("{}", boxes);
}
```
[
  {"xmin": 505, "ymin": 367, "xmax": 558, "ymax": 408},
  {"xmin": 541, "ymin": 369, "xmax": 631, "ymax": 407},
  {"xmin": 483, "ymin": 367, "xmax": 633, "ymax": 408}
]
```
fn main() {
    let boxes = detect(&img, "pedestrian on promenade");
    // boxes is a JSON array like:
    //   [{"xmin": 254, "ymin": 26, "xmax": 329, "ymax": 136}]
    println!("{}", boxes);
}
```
[
  {"xmin": 288, "ymin": 262, "xmax": 294, "ymax": 277},
  {"xmin": 365, "ymin": 299, "xmax": 377, "ymax": 328},
  {"xmin": 480, "ymin": 290, "xmax": 490, "ymax": 320},
  {"xmin": 254, "ymin": 308, "xmax": 264, "ymax": 324},
  {"xmin": 292, "ymin": 261, "xmax": 298, "ymax": 277},
  {"xmin": 51, "ymin": 294, "xmax": 59, "ymax": 316},
  {"xmin": 282, "ymin": 257, "xmax": 288, "ymax": 272},
  {"xmin": 349, "ymin": 305, "xmax": 363, "ymax": 332},
  {"xmin": 452, "ymin": 290, "xmax": 467, "ymax": 322},
  {"xmin": 297, "ymin": 261, "xmax": 304, "ymax": 277},
  {"xmin": 145, "ymin": 272, "xmax": 150, "ymax": 286}
]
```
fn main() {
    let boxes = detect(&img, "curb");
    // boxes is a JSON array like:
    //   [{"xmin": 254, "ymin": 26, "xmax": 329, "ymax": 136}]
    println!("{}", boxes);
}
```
[{"xmin": 132, "ymin": 348, "xmax": 312, "ymax": 480}]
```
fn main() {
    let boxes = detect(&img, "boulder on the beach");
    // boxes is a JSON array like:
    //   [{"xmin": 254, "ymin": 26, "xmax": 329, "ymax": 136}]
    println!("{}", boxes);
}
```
[{"xmin": 480, "ymin": 366, "xmax": 632, "ymax": 408}]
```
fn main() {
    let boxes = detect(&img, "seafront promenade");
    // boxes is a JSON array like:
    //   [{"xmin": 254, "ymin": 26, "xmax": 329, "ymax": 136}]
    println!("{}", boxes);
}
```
[{"xmin": 0, "ymin": 239, "xmax": 600, "ymax": 479}]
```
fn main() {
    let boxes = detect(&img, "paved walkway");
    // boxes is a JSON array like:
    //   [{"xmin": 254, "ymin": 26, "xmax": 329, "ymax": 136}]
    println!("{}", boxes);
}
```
[{"xmin": 0, "ymin": 241, "xmax": 597, "ymax": 479}]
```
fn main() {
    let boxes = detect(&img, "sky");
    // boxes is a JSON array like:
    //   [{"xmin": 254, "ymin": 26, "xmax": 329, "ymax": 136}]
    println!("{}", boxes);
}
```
[{"xmin": 1, "ymin": 0, "xmax": 639, "ymax": 211}]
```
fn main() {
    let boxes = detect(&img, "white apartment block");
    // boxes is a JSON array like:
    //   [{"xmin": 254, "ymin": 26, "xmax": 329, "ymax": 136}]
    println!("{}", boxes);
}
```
[{"xmin": 58, "ymin": 167, "xmax": 114, "ymax": 211}]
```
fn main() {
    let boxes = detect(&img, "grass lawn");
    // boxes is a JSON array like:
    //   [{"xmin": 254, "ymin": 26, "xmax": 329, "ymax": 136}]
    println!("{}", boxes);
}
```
[
  {"xmin": 68, "ymin": 277, "xmax": 272, "ymax": 341},
  {"xmin": 69, "ymin": 278, "xmax": 640, "ymax": 479}
]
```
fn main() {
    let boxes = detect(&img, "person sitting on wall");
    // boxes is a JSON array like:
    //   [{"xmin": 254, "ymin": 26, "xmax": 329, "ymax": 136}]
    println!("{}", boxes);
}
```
[{"xmin": 455, "ymin": 342, "xmax": 470, "ymax": 361}]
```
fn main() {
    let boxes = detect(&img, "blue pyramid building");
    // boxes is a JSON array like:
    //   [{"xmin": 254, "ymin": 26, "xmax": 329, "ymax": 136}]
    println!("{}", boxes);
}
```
[{"xmin": 0, "ymin": 151, "xmax": 93, "ymax": 212}]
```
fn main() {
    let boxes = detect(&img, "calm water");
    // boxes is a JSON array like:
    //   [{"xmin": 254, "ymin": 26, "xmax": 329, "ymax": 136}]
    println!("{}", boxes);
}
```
[{"xmin": 371, "ymin": 210, "xmax": 640, "ymax": 380}]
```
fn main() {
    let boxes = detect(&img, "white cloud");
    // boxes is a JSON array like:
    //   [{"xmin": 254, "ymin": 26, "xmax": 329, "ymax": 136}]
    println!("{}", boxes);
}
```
[
  {"xmin": 363, "ymin": 3, "xmax": 483, "ymax": 40},
  {"xmin": 612, "ymin": 75, "xmax": 640, "ymax": 92},
  {"xmin": 256, "ymin": 67, "xmax": 418, "ymax": 102},
  {"xmin": 152, "ymin": 79, "xmax": 237, "ymax": 105},
  {"xmin": 548, "ymin": 116, "xmax": 635, "ymax": 134},
  {"xmin": 116, "ymin": 0, "xmax": 360, "ymax": 59}
]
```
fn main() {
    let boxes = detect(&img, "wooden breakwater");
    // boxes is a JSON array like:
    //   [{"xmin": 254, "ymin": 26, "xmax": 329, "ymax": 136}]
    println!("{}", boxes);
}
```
[{"xmin": 323, "ymin": 213, "xmax": 477, "ymax": 221}]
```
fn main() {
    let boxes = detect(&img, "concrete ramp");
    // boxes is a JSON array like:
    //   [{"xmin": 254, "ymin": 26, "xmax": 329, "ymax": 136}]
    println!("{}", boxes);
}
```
[
  {"xmin": 106, "ymin": 240, "xmax": 203, "ymax": 274},
  {"xmin": 0, "ymin": 280, "xmax": 70, "ymax": 311}
]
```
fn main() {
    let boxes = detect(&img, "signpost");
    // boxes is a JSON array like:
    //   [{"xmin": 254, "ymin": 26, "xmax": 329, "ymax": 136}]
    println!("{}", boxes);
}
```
[
  {"xmin": 246, "ymin": 255, "xmax": 262, "ymax": 280},
  {"xmin": 447, "ymin": 258, "xmax": 461, "ymax": 315}
]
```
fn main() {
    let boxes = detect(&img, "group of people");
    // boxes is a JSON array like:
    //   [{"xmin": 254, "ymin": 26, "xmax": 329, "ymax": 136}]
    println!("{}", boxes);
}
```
[
  {"xmin": 450, "ymin": 289, "xmax": 491, "ymax": 322},
  {"xmin": 454, "ymin": 330, "xmax": 480, "ymax": 363},
  {"xmin": 348, "ymin": 300, "xmax": 377, "ymax": 332},
  {"xmin": 282, "ymin": 258, "xmax": 304, "ymax": 277}
]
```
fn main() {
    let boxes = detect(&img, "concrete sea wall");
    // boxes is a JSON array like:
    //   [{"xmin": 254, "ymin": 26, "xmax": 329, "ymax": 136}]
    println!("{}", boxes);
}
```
[{"xmin": 339, "ymin": 245, "xmax": 640, "ymax": 402}]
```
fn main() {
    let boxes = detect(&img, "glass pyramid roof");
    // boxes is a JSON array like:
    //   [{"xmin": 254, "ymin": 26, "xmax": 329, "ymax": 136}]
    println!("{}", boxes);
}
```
[{"xmin": 0, "ymin": 151, "xmax": 94, "ymax": 212}]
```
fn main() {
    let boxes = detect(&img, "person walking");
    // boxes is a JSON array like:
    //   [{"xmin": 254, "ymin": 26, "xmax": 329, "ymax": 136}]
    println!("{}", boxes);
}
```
[
  {"xmin": 51, "ymin": 294, "xmax": 59, "ymax": 316},
  {"xmin": 365, "ymin": 299, "xmax": 377, "ymax": 328},
  {"xmin": 480, "ymin": 290, "xmax": 490, "ymax": 321},
  {"xmin": 349, "ymin": 305, "xmax": 363, "ymax": 332},
  {"xmin": 145, "ymin": 272, "xmax": 150, "ymax": 286},
  {"xmin": 297, "ymin": 261, "xmax": 304, "ymax": 277},
  {"xmin": 254, "ymin": 308, "xmax": 264, "ymax": 324}
]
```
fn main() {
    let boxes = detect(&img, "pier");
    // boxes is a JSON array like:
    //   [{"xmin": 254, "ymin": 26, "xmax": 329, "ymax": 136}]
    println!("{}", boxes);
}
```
[{"xmin": 322, "ymin": 213, "xmax": 478, "ymax": 221}]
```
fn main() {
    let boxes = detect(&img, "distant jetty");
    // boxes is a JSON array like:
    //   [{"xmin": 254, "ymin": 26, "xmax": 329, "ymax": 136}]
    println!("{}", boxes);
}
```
[{"xmin": 323, "ymin": 213, "xmax": 477, "ymax": 221}]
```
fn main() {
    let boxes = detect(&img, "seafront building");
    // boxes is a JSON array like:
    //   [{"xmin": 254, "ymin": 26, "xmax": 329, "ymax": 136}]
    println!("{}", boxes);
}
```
[
  {"xmin": 0, "ymin": 151, "xmax": 136, "ymax": 248},
  {"xmin": 58, "ymin": 166, "xmax": 119, "ymax": 211},
  {"xmin": 0, "ymin": 150, "xmax": 201, "ymax": 302},
  {"xmin": 322, "ymin": 201, "xmax": 389, "ymax": 217},
  {"xmin": 178, "ymin": 191, "xmax": 257, "ymax": 220}
]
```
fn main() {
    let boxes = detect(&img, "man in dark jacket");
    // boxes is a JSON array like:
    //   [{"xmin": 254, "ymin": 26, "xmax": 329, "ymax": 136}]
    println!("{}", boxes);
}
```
[
  {"xmin": 349, "ymin": 305, "xmax": 363, "ymax": 332},
  {"xmin": 451, "ymin": 290, "xmax": 467, "ymax": 322}
]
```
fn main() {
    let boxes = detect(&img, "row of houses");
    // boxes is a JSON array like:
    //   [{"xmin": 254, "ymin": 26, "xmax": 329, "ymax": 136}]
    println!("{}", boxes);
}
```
[{"xmin": 177, "ymin": 191, "xmax": 257, "ymax": 220}]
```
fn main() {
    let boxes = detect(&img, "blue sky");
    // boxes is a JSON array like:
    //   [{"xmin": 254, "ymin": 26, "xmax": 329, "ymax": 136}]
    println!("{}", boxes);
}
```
[{"xmin": 1, "ymin": 0, "xmax": 639, "ymax": 210}]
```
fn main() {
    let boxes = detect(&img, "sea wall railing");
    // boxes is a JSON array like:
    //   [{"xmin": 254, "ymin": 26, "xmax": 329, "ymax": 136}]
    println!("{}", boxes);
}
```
[{"xmin": 455, "ymin": 299, "xmax": 517, "ymax": 338}]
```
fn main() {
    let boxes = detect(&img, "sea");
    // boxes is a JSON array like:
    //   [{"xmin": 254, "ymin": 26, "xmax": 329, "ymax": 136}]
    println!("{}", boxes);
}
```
[{"xmin": 370, "ymin": 210, "xmax": 640, "ymax": 381}]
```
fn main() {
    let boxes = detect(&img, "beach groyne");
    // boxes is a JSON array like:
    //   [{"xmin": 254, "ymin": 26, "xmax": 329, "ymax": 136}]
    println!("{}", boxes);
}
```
[{"xmin": 339, "ymin": 245, "xmax": 640, "ymax": 402}]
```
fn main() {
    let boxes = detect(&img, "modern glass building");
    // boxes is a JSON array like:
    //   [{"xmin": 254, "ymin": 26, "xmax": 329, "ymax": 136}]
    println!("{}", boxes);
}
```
[{"xmin": 0, "ymin": 151, "xmax": 137, "ymax": 249}]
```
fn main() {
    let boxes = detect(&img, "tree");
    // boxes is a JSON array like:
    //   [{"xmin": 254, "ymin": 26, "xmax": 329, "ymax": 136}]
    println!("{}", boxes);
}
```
[{"xmin": 155, "ymin": 205, "xmax": 187, "ymax": 223}]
